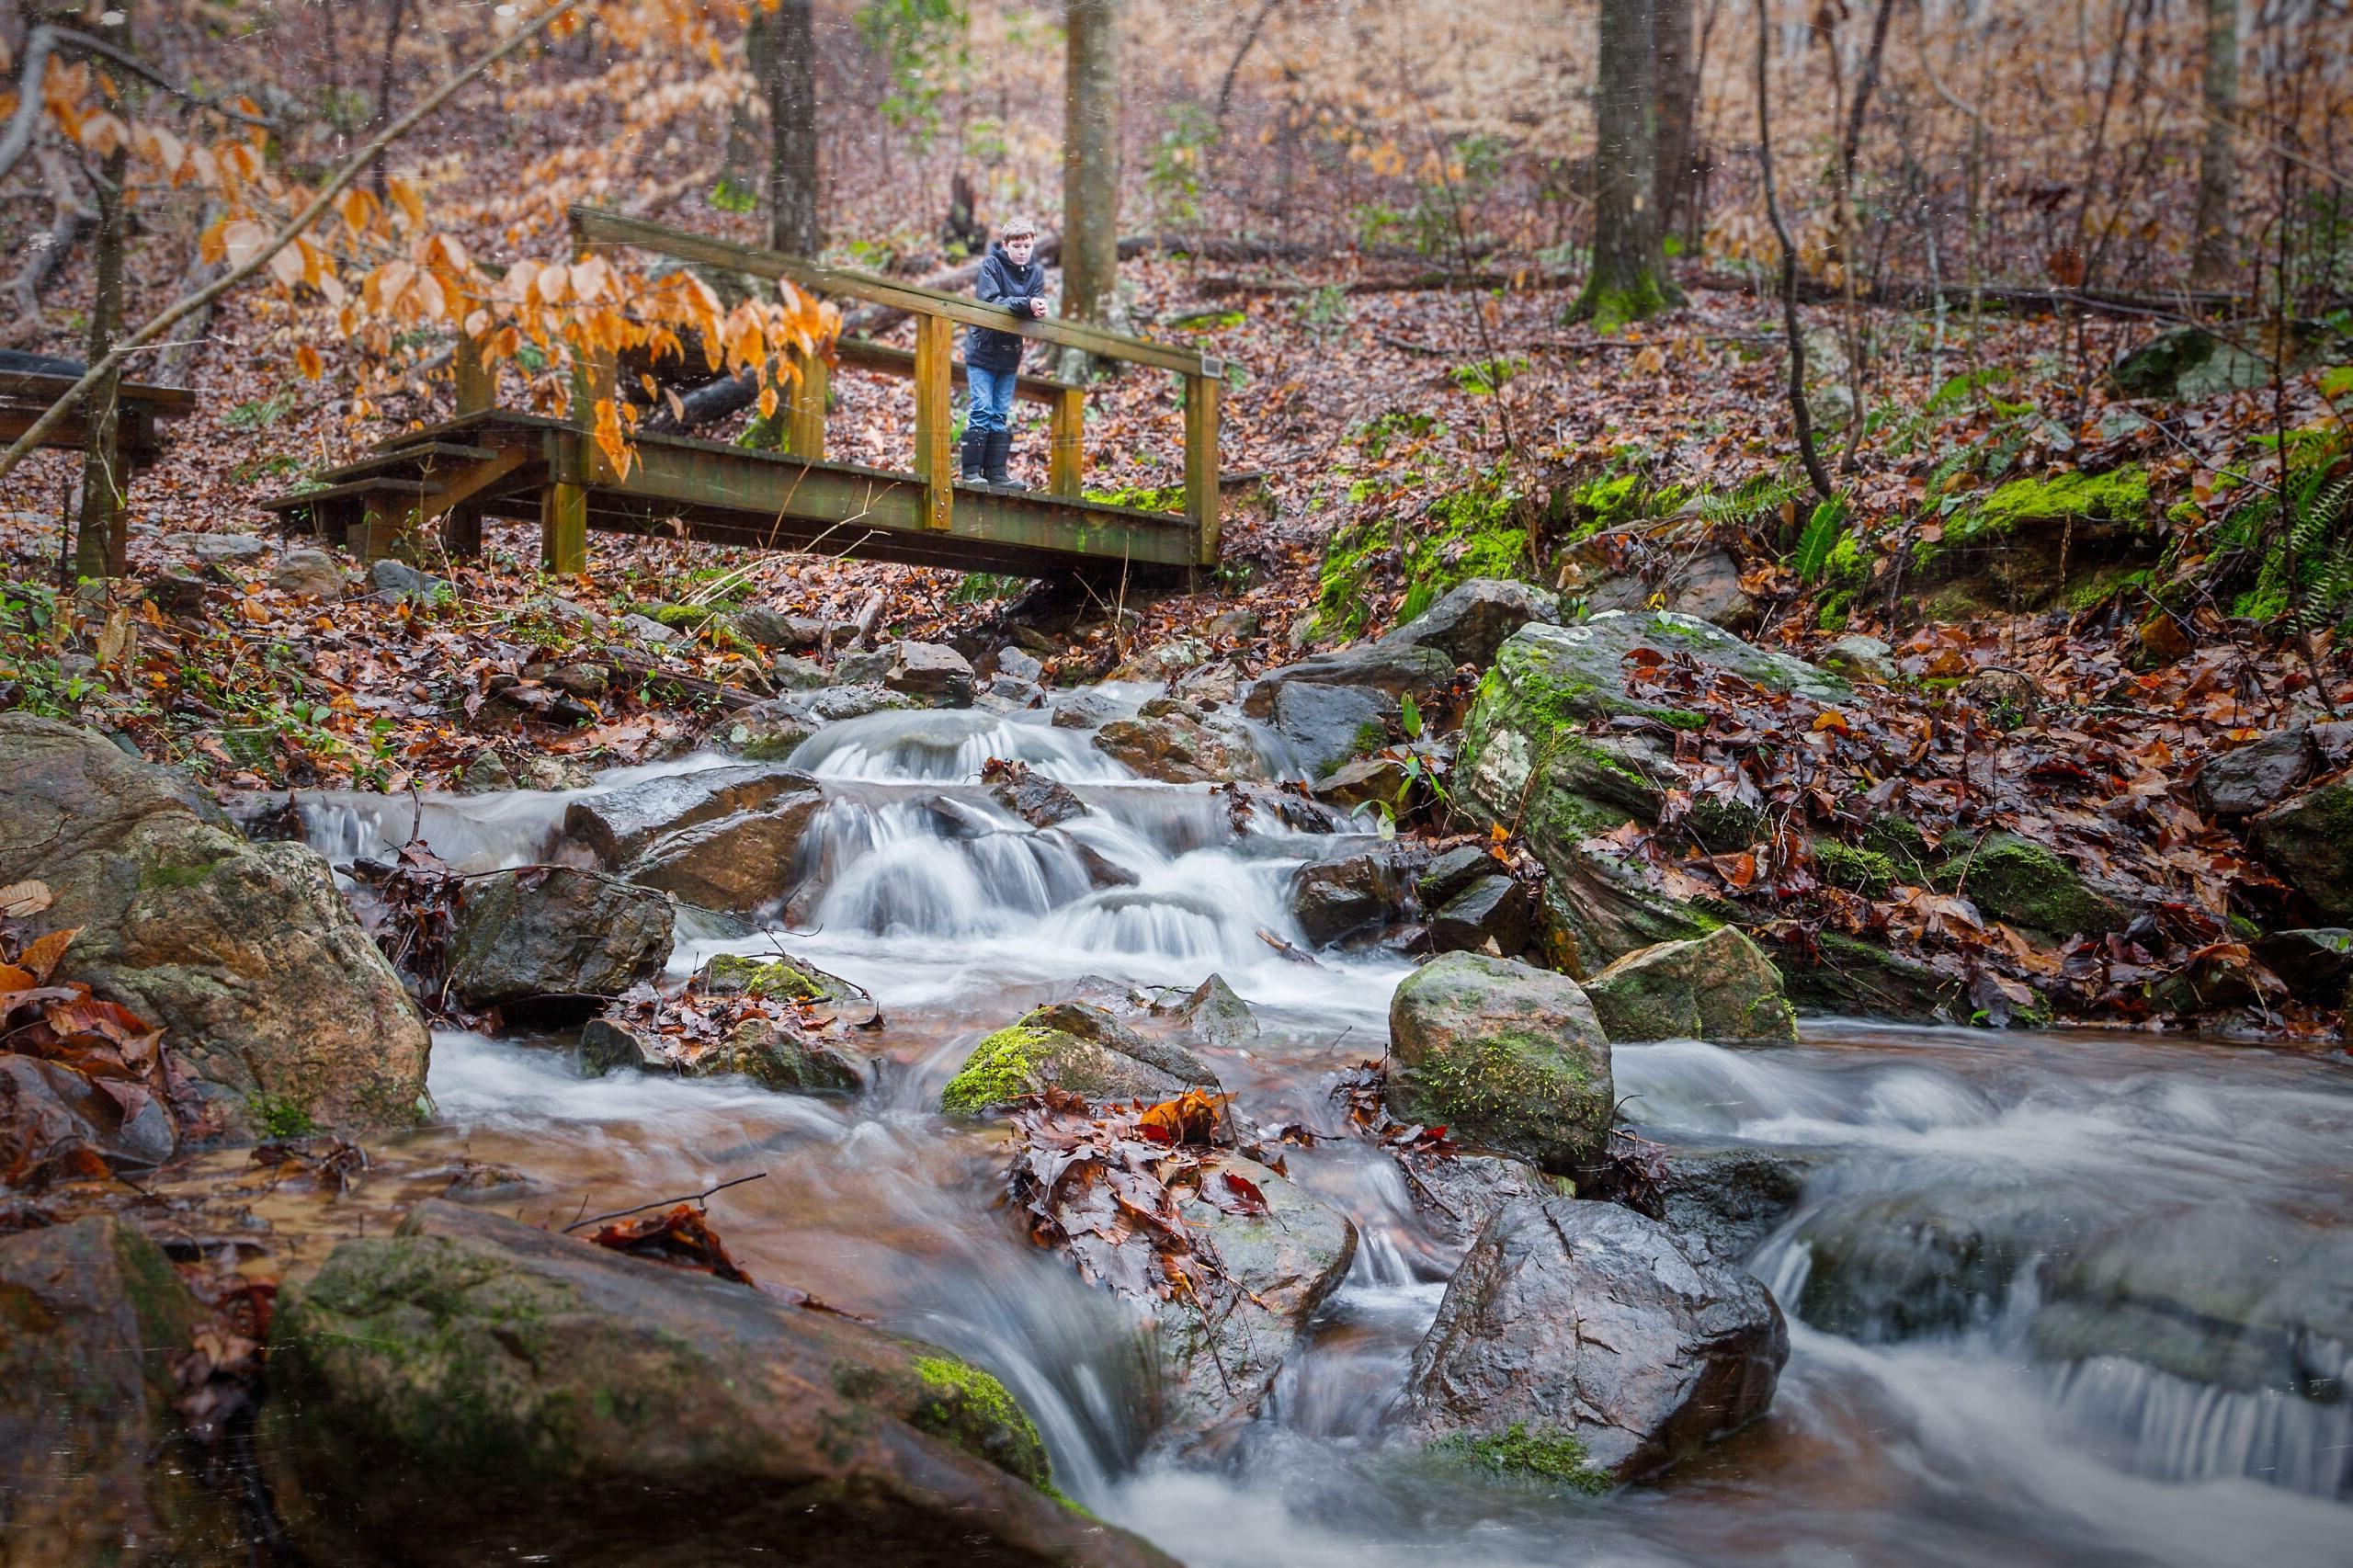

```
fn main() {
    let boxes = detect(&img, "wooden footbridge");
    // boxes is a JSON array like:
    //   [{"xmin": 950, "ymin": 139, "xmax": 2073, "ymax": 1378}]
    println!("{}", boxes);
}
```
[{"xmin": 262, "ymin": 208, "xmax": 1223, "ymax": 579}]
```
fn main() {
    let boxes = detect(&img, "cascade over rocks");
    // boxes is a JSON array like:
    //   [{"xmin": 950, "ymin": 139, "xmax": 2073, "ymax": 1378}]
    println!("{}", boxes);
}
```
[
  {"xmin": 0, "ymin": 1217, "xmax": 236, "ymax": 1563},
  {"xmin": 444, "ymin": 868, "xmax": 675, "ymax": 1016},
  {"xmin": 715, "ymin": 686, "xmax": 919, "ymax": 762},
  {"xmin": 0, "ymin": 714, "xmax": 429, "ymax": 1137},
  {"xmin": 1403, "ymin": 1199, "xmax": 1789, "ymax": 1484},
  {"xmin": 260, "ymin": 1202, "xmax": 1176, "ymax": 1568},
  {"xmin": 1386, "ymin": 952, "xmax": 1614, "ymax": 1176},
  {"xmin": 1581, "ymin": 928, "xmax": 1799, "ymax": 1046}
]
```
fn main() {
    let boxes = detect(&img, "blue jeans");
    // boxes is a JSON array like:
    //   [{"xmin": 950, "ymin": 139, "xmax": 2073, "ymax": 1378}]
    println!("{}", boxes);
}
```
[{"xmin": 966, "ymin": 364, "xmax": 1017, "ymax": 436}]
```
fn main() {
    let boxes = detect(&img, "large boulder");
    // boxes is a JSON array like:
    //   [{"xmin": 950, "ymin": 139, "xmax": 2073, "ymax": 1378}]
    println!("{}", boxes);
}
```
[
  {"xmin": 562, "ymin": 765, "xmax": 816, "ymax": 868},
  {"xmin": 1386, "ymin": 952, "xmax": 1613, "ymax": 1177},
  {"xmin": 1092, "ymin": 699, "xmax": 1273, "ymax": 784},
  {"xmin": 620, "ymin": 789, "xmax": 826, "ymax": 912},
  {"xmin": 940, "ymin": 1001, "xmax": 1218, "ymax": 1114},
  {"xmin": 885, "ymin": 642, "xmax": 976, "ymax": 708},
  {"xmin": 0, "ymin": 714, "xmax": 428, "ymax": 1137},
  {"xmin": 444, "ymin": 868, "xmax": 674, "ymax": 1015},
  {"xmin": 1288, "ymin": 851, "xmax": 1410, "ymax": 947},
  {"xmin": 259, "ymin": 1201, "xmax": 1175, "ymax": 1568},
  {"xmin": 0, "ymin": 1217, "xmax": 234, "ymax": 1562},
  {"xmin": 1403, "ymin": 1199, "xmax": 1789, "ymax": 1485},
  {"xmin": 1581, "ymin": 927, "xmax": 1799, "ymax": 1046},
  {"xmin": 1243, "ymin": 642, "xmax": 1458, "ymax": 775},
  {"xmin": 1154, "ymin": 1154, "xmax": 1357, "ymax": 1437},
  {"xmin": 1379, "ymin": 577, "xmax": 1560, "ymax": 667},
  {"xmin": 2195, "ymin": 722, "xmax": 2353, "ymax": 819},
  {"xmin": 2251, "ymin": 780, "xmax": 2353, "ymax": 922}
]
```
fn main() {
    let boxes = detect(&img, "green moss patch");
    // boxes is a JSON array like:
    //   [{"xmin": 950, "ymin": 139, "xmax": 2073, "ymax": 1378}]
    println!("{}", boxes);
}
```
[
  {"xmin": 938, "ymin": 1025, "xmax": 1063, "ymax": 1114},
  {"xmin": 908, "ymin": 1354, "xmax": 1053, "ymax": 1491},
  {"xmin": 1430, "ymin": 1421, "xmax": 1611, "ymax": 1494},
  {"xmin": 1956, "ymin": 468, "xmax": 2150, "ymax": 543}
]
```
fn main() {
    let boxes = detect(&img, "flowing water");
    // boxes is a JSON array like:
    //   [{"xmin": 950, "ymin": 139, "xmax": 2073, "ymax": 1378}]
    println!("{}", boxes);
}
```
[{"xmin": 287, "ymin": 691, "xmax": 2353, "ymax": 1568}]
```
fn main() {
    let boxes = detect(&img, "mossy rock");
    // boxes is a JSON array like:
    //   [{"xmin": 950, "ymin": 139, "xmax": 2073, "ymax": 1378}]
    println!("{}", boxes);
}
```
[
  {"xmin": 1918, "ymin": 469, "xmax": 2159, "ymax": 612},
  {"xmin": 1813, "ymin": 839, "xmax": 1899, "ymax": 897},
  {"xmin": 697, "ymin": 953, "xmax": 878, "ymax": 1026},
  {"xmin": 1386, "ymin": 952, "xmax": 1613, "ymax": 1176},
  {"xmin": 1428, "ymin": 1421, "xmax": 1612, "ymax": 1495},
  {"xmin": 2250, "ymin": 781, "xmax": 2353, "ymax": 923},
  {"xmin": 1936, "ymin": 832, "xmax": 2127, "ymax": 938},
  {"xmin": 938, "ymin": 1006, "xmax": 1210, "ymax": 1115},
  {"xmin": 1582, "ymin": 927, "xmax": 1799, "ymax": 1047}
]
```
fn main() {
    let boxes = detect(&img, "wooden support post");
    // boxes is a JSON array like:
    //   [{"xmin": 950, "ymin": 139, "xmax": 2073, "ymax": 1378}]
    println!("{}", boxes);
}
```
[
  {"xmin": 1050, "ymin": 385, "xmax": 1086, "ymax": 497},
  {"xmin": 913, "ymin": 312, "xmax": 954, "ymax": 530},
  {"xmin": 356, "ymin": 494, "xmax": 423, "ymax": 564},
  {"xmin": 787, "ymin": 347, "xmax": 828, "ymax": 460},
  {"xmin": 443, "ymin": 506, "xmax": 484, "ymax": 559},
  {"xmin": 453, "ymin": 331, "xmax": 494, "ymax": 415},
  {"xmin": 1185, "ymin": 368, "xmax": 1222, "ymax": 567},
  {"xmin": 541, "ymin": 483, "xmax": 587, "ymax": 574}
]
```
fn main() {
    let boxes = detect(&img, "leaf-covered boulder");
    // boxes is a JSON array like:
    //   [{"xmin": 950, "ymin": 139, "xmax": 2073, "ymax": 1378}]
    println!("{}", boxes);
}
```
[
  {"xmin": 1581, "ymin": 927, "xmax": 1799, "ymax": 1046},
  {"xmin": 0, "ymin": 714, "xmax": 429, "ymax": 1137},
  {"xmin": 1385, "ymin": 952, "xmax": 1614, "ymax": 1177},
  {"xmin": 443, "ymin": 868, "xmax": 675, "ymax": 1016},
  {"xmin": 259, "ymin": 1201, "xmax": 1176, "ymax": 1568},
  {"xmin": 940, "ymin": 1001, "xmax": 1218, "ymax": 1114},
  {"xmin": 1403, "ymin": 1198, "xmax": 1788, "ymax": 1485},
  {"xmin": 0, "ymin": 1217, "xmax": 237, "ymax": 1562}
]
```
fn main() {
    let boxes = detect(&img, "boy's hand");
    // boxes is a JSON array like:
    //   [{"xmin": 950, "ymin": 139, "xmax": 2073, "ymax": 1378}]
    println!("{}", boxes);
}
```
[{"xmin": 1029, "ymin": 298, "xmax": 1047, "ymax": 318}]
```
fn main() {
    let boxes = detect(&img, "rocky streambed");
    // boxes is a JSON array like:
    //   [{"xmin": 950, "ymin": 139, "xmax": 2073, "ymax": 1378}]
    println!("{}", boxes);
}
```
[{"xmin": 2, "ymin": 585, "xmax": 2349, "ymax": 1565}]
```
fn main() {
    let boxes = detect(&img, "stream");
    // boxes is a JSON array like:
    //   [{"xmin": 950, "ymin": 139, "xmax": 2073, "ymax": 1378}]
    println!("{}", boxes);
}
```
[{"xmin": 288, "ymin": 690, "xmax": 2353, "ymax": 1568}]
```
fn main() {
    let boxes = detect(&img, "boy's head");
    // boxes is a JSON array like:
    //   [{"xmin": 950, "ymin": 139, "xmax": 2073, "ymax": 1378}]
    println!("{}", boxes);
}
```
[{"xmin": 999, "ymin": 218, "xmax": 1036, "ymax": 262}]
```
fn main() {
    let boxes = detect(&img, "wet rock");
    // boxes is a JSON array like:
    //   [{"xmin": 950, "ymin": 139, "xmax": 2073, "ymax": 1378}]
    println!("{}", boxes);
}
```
[
  {"xmin": 993, "ymin": 772, "xmax": 1086, "ymax": 828},
  {"xmin": 1819, "ymin": 633, "xmax": 1898, "ymax": 685},
  {"xmin": 0, "ymin": 714, "xmax": 428, "ymax": 1137},
  {"xmin": 259, "ymin": 1201, "xmax": 1175, "ymax": 1568},
  {"xmin": 577, "ymin": 1017, "xmax": 665, "ymax": 1076},
  {"xmin": 517, "ymin": 756, "xmax": 595, "ymax": 791},
  {"xmin": 886, "ymin": 642, "xmax": 975, "ymax": 707},
  {"xmin": 1289, "ymin": 851, "xmax": 1408, "ymax": 947},
  {"xmin": 1582, "ymin": 927, "xmax": 1799, "ymax": 1046},
  {"xmin": 369, "ymin": 558, "xmax": 451, "ymax": 603},
  {"xmin": 445, "ymin": 868, "xmax": 674, "ymax": 1015},
  {"xmin": 2195, "ymin": 725, "xmax": 2335, "ymax": 818},
  {"xmin": 939, "ymin": 1001, "xmax": 1218, "ymax": 1113},
  {"xmin": 1786, "ymin": 1184, "xmax": 2092, "ymax": 1339},
  {"xmin": 692, "ymin": 1017, "xmax": 866, "ymax": 1094},
  {"xmin": 1156, "ymin": 972, "xmax": 1260, "ymax": 1050},
  {"xmin": 1093, "ymin": 700, "xmax": 1272, "ymax": 783},
  {"xmin": 2029, "ymin": 1202, "xmax": 2353, "ymax": 1398},
  {"xmin": 269, "ymin": 548, "xmax": 347, "ymax": 598},
  {"xmin": 563, "ymin": 764, "xmax": 817, "ymax": 868},
  {"xmin": 766, "ymin": 653, "xmax": 833, "ymax": 690},
  {"xmin": 1417, "ymin": 844, "xmax": 1502, "ymax": 913},
  {"xmin": 1643, "ymin": 1137, "xmax": 1827, "ymax": 1267},
  {"xmin": 1110, "ymin": 638, "xmax": 1210, "ymax": 681},
  {"xmin": 1172, "ymin": 660, "xmax": 1242, "ymax": 706},
  {"xmin": 617, "ymin": 611, "xmax": 686, "ymax": 646},
  {"xmin": 718, "ymin": 685, "xmax": 917, "ymax": 762},
  {"xmin": 1386, "ymin": 952, "xmax": 1613, "ymax": 1176},
  {"xmin": 2251, "ymin": 781, "xmax": 2353, "ymax": 922},
  {"xmin": 0, "ymin": 1218, "xmax": 231, "ymax": 1563},
  {"xmin": 1581, "ymin": 550, "xmax": 1756, "ymax": 632},
  {"xmin": 1396, "ymin": 1151, "xmax": 1560, "ymax": 1253},
  {"xmin": 1243, "ymin": 642, "xmax": 1457, "ymax": 775},
  {"xmin": 699, "ymin": 952, "xmax": 880, "ymax": 1028},
  {"xmin": 1380, "ymin": 577, "xmax": 1560, "ymax": 667},
  {"xmin": 977, "ymin": 674, "xmax": 1044, "ymax": 711},
  {"xmin": 1157, "ymin": 1155, "xmax": 1358, "ymax": 1436},
  {"xmin": 1428, "ymin": 874, "xmax": 1529, "ymax": 957},
  {"xmin": 835, "ymin": 647, "xmax": 894, "ymax": 686},
  {"xmin": 995, "ymin": 645, "xmax": 1044, "ymax": 683},
  {"xmin": 0, "ymin": 1054, "xmax": 177, "ymax": 1179},
  {"xmin": 1529, "ymin": 843, "xmax": 1725, "ymax": 979},
  {"xmin": 733, "ymin": 607, "xmax": 859, "ymax": 650},
  {"xmin": 621, "ymin": 790, "xmax": 826, "ymax": 912},
  {"xmin": 1403, "ymin": 1199, "xmax": 1789, "ymax": 1483},
  {"xmin": 2250, "ymin": 928, "xmax": 2353, "ymax": 1011},
  {"xmin": 1772, "ymin": 929, "xmax": 1961, "ymax": 1022},
  {"xmin": 1049, "ymin": 687, "xmax": 1128, "ymax": 731},
  {"xmin": 1309, "ymin": 754, "xmax": 1406, "ymax": 809},
  {"xmin": 1933, "ymin": 831, "xmax": 2129, "ymax": 938}
]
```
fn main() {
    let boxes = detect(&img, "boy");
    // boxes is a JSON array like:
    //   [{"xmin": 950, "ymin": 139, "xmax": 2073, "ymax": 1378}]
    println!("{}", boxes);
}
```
[{"xmin": 962, "ymin": 218, "xmax": 1048, "ymax": 489}]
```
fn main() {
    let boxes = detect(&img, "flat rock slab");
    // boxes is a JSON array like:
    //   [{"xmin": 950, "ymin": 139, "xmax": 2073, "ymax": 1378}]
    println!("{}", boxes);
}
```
[{"xmin": 563, "ymin": 764, "xmax": 817, "ymax": 867}]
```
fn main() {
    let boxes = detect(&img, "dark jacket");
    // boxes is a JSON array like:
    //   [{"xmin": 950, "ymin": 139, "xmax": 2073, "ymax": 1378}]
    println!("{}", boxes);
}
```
[{"xmin": 966, "ymin": 242, "xmax": 1046, "ymax": 375}]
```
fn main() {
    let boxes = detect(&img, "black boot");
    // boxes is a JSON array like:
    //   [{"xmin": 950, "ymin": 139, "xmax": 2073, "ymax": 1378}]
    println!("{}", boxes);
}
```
[
  {"xmin": 959, "ymin": 426, "xmax": 987, "ymax": 483},
  {"xmin": 984, "ymin": 429, "xmax": 1027, "ymax": 491}
]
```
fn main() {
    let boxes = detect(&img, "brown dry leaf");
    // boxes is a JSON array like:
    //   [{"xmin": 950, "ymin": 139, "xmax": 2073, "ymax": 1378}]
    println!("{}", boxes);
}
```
[
  {"xmin": 0, "ymin": 881, "xmax": 53, "ymax": 918},
  {"xmin": 17, "ymin": 926, "xmax": 78, "ymax": 983}
]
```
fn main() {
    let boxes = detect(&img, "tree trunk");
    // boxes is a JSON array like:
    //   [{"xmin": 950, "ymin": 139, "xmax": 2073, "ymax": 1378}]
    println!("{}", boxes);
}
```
[
  {"xmin": 73, "ymin": 9, "xmax": 130, "ymax": 581},
  {"xmin": 753, "ymin": 0, "xmax": 820, "ymax": 256},
  {"xmin": 1653, "ymin": 0, "xmax": 1698, "ymax": 242},
  {"xmin": 2190, "ymin": 0, "xmax": 2238, "ymax": 290},
  {"xmin": 1062, "ymin": 0, "xmax": 1120, "ymax": 335},
  {"xmin": 1575, "ymin": 0, "xmax": 1677, "ymax": 330}
]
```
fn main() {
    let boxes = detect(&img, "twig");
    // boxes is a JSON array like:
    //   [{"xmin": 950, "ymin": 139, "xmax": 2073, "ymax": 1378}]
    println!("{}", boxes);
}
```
[{"xmin": 560, "ymin": 1171, "xmax": 770, "ymax": 1233}]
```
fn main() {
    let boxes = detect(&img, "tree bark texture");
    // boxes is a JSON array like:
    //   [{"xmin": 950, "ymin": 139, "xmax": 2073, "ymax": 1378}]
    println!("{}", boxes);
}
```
[
  {"xmin": 73, "ymin": 9, "xmax": 130, "ymax": 580},
  {"xmin": 2190, "ymin": 0, "xmax": 2238, "ymax": 290},
  {"xmin": 1062, "ymin": 0, "xmax": 1120, "ymax": 329},
  {"xmin": 1652, "ymin": 0, "xmax": 1698, "ymax": 241},
  {"xmin": 752, "ymin": 0, "xmax": 820, "ymax": 256},
  {"xmin": 1576, "ymin": 0, "xmax": 1675, "ymax": 330}
]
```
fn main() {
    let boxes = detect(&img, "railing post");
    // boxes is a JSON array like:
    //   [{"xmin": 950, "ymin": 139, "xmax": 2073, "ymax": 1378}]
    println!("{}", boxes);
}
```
[
  {"xmin": 787, "ymin": 347, "xmax": 828, "ymax": 460},
  {"xmin": 1050, "ymin": 385, "xmax": 1086, "ymax": 497},
  {"xmin": 1186, "ymin": 363, "xmax": 1222, "ymax": 567},
  {"xmin": 453, "ymin": 329, "xmax": 494, "ymax": 415},
  {"xmin": 913, "ymin": 312, "xmax": 954, "ymax": 530},
  {"xmin": 541, "ymin": 482, "xmax": 587, "ymax": 574}
]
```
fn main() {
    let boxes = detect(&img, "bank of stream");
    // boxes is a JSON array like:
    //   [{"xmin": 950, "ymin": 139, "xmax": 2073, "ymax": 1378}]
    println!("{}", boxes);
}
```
[{"xmin": 286, "ymin": 691, "xmax": 2352, "ymax": 1567}]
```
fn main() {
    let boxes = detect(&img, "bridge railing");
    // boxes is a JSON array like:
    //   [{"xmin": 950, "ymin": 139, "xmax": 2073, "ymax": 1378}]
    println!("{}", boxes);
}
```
[{"xmin": 556, "ymin": 206, "xmax": 1223, "ymax": 569}]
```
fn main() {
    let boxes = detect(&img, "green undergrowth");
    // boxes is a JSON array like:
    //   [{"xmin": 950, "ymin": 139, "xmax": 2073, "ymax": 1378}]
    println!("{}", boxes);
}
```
[
  {"xmin": 1314, "ymin": 466, "xmax": 1530, "ymax": 638},
  {"xmin": 1083, "ymin": 483, "xmax": 1187, "ymax": 513},
  {"xmin": 2211, "ymin": 426, "xmax": 2353, "ymax": 626}
]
